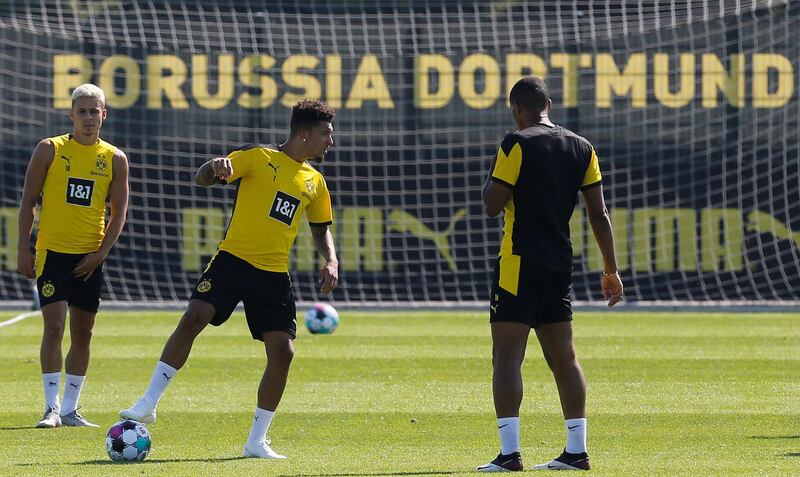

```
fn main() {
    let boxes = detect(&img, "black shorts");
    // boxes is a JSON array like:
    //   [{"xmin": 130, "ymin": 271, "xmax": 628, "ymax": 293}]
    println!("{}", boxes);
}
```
[
  {"xmin": 190, "ymin": 251, "xmax": 297, "ymax": 340},
  {"xmin": 489, "ymin": 255, "xmax": 573, "ymax": 328},
  {"xmin": 36, "ymin": 250, "xmax": 104, "ymax": 313}
]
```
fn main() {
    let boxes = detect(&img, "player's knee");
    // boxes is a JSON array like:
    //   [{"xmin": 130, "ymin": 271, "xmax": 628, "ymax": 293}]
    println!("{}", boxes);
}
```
[
  {"xmin": 492, "ymin": 347, "xmax": 524, "ymax": 369},
  {"xmin": 178, "ymin": 309, "xmax": 211, "ymax": 335},
  {"xmin": 278, "ymin": 345, "xmax": 295, "ymax": 365},
  {"xmin": 268, "ymin": 344, "xmax": 294, "ymax": 367},
  {"xmin": 42, "ymin": 321, "xmax": 66, "ymax": 341},
  {"xmin": 546, "ymin": 348, "xmax": 578, "ymax": 372},
  {"xmin": 70, "ymin": 327, "xmax": 93, "ymax": 346}
]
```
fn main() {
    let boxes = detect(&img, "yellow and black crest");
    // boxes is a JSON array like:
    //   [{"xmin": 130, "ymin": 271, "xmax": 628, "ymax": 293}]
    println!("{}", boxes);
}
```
[
  {"xmin": 41, "ymin": 282, "xmax": 56, "ymax": 298},
  {"xmin": 196, "ymin": 279, "xmax": 212, "ymax": 293},
  {"xmin": 95, "ymin": 156, "xmax": 108, "ymax": 171},
  {"xmin": 302, "ymin": 179, "xmax": 316, "ymax": 200}
]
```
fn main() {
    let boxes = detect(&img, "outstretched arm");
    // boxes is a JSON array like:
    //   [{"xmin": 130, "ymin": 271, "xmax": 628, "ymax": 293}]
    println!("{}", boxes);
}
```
[
  {"xmin": 196, "ymin": 157, "xmax": 233, "ymax": 186},
  {"xmin": 310, "ymin": 224, "xmax": 339, "ymax": 293},
  {"xmin": 17, "ymin": 139, "xmax": 54, "ymax": 278},
  {"xmin": 581, "ymin": 185, "xmax": 623, "ymax": 307}
]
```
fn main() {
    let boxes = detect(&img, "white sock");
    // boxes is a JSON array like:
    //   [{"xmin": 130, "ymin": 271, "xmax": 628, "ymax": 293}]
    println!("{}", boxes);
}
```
[
  {"xmin": 143, "ymin": 361, "xmax": 179, "ymax": 404},
  {"xmin": 247, "ymin": 407, "xmax": 275, "ymax": 445},
  {"xmin": 497, "ymin": 416, "xmax": 520, "ymax": 455},
  {"xmin": 42, "ymin": 372, "xmax": 61, "ymax": 411},
  {"xmin": 565, "ymin": 418, "xmax": 587, "ymax": 453},
  {"xmin": 60, "ymin": 374, "xmax": 86, "ymax": 415}
]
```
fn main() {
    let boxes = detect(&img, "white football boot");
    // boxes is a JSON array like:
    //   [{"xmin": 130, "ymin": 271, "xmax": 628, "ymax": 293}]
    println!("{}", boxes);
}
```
[
  {"xmin": 61, "ymin": 409, "xmax": 99, "ymax": 427},
  {"xmin": 119, "ymin": 398, "xmax": 157, "ymax": 424},
  {"xmin": 243, "ymin": 440, "xmax": 286, "ymax": 459},
  {"xmin": 36, "ymin": 406, "xmax": 62, "ymax": 428}
]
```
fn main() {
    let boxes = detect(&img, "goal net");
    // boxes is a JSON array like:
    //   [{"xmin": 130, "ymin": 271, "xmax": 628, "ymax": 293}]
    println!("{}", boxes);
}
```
[{"xmin": 1, "ymin": 0, "xmax": 798, "ymax": 306}]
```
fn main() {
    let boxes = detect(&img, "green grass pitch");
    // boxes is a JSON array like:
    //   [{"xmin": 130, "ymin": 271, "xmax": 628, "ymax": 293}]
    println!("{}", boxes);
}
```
[{"xmin": 0, "ymin": 310, "xmax": 798, "ymax": 476}]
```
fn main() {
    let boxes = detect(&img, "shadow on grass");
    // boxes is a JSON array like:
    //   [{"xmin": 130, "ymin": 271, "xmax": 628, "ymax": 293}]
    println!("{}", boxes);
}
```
[
  {"xmin": 0, "ymin": 426, "xmax": 38, "ymax": 431},
  {"xmin": 17, "ymin": 457, "xmax": 247, "ymax": 466},
  {"xmin": 750, "ymin": 435, "xmax": 800, "ymax": 440},
  {"xmin": 782, "ymin": 453, "xmax": 800, "ymax": 458},
  {"xmin": 276, "ymin": 473, "xmax": 461, "ymax": 477},
  {"xmin": 19, "ymin": 459, "xmax": 465, "ymax": 474}
]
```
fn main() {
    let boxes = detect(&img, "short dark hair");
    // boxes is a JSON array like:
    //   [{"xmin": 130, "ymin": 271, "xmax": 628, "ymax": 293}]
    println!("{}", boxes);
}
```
[
  {"xmin": 509, "ymin": 76, "xmax": 549, "ymax": 112},
  {"xmin": 290, "ymin": 100, "xmax": 336, "ymax": 135}
]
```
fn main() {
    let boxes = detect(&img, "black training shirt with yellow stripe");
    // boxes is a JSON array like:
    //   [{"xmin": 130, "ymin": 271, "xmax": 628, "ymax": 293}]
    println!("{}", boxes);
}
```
[{"xmin": 491, "ymin": 124, "xmax": 602, "ymax": 273}]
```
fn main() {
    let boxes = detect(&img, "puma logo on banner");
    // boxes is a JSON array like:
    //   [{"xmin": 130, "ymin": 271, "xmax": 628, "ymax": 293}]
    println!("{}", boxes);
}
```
[
  {"xmin": 387, "ymin": 208, "xmax": 466, "ymax": 271},
  {"xmin": 746, "ymin": 210, "xmax": 800, "ymax": 250}
]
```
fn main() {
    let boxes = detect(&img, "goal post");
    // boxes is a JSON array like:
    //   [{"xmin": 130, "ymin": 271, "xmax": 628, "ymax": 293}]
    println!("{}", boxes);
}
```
[{"xmin": 0, "ymin": 1, "xmax": 797, "ymax": 306}]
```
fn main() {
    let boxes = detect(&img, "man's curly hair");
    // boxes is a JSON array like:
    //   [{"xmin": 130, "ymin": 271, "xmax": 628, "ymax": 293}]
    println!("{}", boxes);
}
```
[{"xmin": 290, "ymin": 100, "xmax": 336, "ymax": 135}]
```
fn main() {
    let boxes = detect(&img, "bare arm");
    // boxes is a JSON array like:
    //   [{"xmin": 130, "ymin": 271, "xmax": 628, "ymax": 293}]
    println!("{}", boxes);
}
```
[
  {"xmin": 73, "ymin": 149, "xmax": 130, "ymax": 279},
  {"xmin": 581, "ymin": 185, "xmax": 623, "ymax": 306},
  {"xmin": 99, "ymin": 150, "xmax": 129, "ymax": 257},
  {"xmin": 482, "ymin": 155, "xmax": 512, "ymax": 217},
  {"xmin": 483, "ymin": 181, "xmax": 512, "ymax": 218},
  {"xmin": 196, "ymin": 157, "xmax": 233, "ymax": 186},
  {"xmin": 17, "ymin": 139, "xmax": 54, "ymax": 278},
  {"xmin": 310, "ymin": 224, "xmax": 339, "ymax": 293}
]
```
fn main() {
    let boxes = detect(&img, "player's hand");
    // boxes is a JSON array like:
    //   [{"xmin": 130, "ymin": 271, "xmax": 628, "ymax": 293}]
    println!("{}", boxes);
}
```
[
  {"xmin": 601, "ymin": 272, "xmax": 623, "ymax": 307},
  {"xmin": 210, "ymin": 157, "xmax": 233, "ymax": 181},
  {"xmin": 72, "ymin": 252, "xmax": 105, "ymax": 281},
  {"xmin": 17, "ymin": 248, "xmax": 35, "ymax": 279},
  {"xmin": 319, "ymin": 260, "xmax": 339, "ymax": 293}
]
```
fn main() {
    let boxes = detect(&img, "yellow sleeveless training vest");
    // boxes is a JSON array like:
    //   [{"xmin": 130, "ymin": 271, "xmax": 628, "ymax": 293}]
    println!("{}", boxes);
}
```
[{"xmin": 36, "ymin": 133, "xmax": 115, "ymax": 258}]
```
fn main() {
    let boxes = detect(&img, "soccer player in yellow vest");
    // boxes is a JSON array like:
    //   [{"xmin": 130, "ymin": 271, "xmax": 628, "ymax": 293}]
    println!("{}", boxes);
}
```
[
  {"xmin": 478, "ymin": 77, "xmax": 622, "ymax": 472},
  {"xmin": 17, "ymin": 83, "xmax": 130, "ymax": 428},
  {"xmin": 121, "ymin": 100, "xmax": 339, "ymax": 459}
]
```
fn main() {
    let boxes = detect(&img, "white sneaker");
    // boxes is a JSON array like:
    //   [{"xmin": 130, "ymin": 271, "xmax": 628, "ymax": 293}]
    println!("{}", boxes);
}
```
[
  {"xmin": 61, "ymin": 409, "xmax": 99, "ymax": 427},
  {"xmin": 119, "ymin": 398, "xmax": 157, "ymax": 424},
  {"xmin": 36, "ymin": 406, "xmax": 62, "ymax": 428},
  {"xmin": 243, "ymin": 440, "xmax": 286, "ymax": 459}
]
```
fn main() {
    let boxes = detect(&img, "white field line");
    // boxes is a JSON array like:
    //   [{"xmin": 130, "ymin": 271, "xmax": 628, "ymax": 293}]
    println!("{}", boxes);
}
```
[{"xmin": 0, "ymin": 310, "xmax": 40, "ymax": 328}]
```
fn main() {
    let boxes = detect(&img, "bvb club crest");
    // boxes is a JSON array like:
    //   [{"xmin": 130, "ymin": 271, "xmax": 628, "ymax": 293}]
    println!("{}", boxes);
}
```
[
  {"xmin": 95, "ymin": 156, "xmax": 108, "ymax": 171},
  {"xmin": 303, "ymin": 179, "xmax": 316, "ymax": 199},
  {"xmin": 41, "ymin": 282, "xmax": 56, "ymax": 298},
  {"xmin": 196, "ymin": 279, "xmax": 212, "ymax": 293}
]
